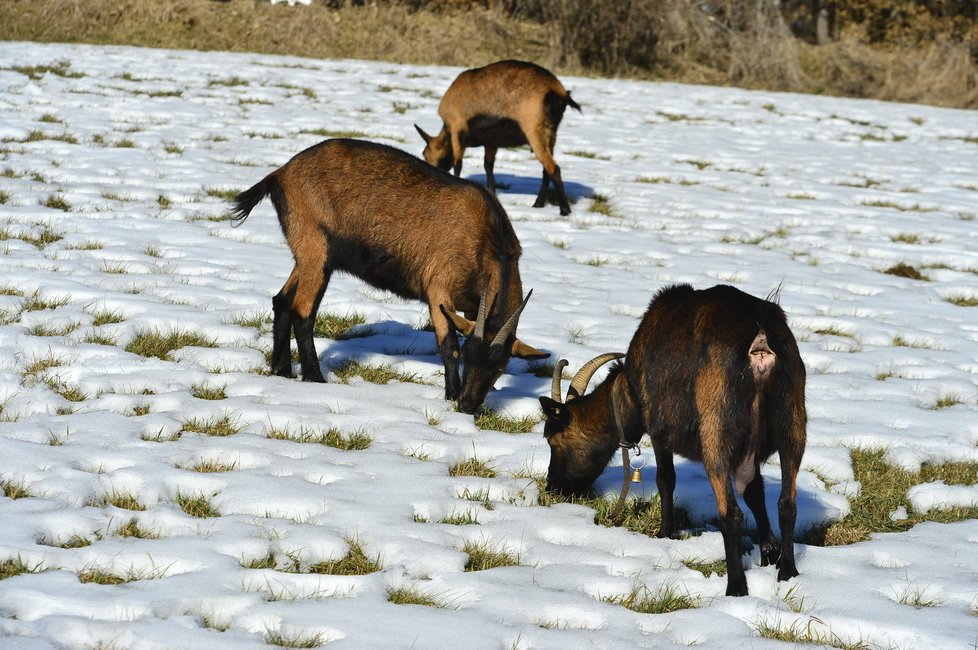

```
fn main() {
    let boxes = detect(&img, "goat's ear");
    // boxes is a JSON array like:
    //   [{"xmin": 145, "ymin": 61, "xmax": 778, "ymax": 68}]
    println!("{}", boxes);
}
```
[
  {"xmin": 439, "ymin": 304, "xmax": 475, "ymax": 336},
  {"xmin": 539, "ymin": 396, "xmax": 567, "ymax": 429},
  {"xmin": 415, "ymin": 124, "xmax": 432, "ymax": 144},
  {"xmin": 512, "ymin": 339, "xmax": 549, "ymax": 360}
]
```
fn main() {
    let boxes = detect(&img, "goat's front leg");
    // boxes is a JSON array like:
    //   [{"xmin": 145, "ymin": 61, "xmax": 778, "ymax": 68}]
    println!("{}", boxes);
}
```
[
  {"xmin": 743, "ymin": 469, "xmax": 780, "ymax": 568},
  {"xmin": 483, "ymin": 146, "xmax": 498, "ymax": 194},
  {"xmin": 652, "ymin": 441, "xmax": 678, "ymax": 539},
  {"xmin": 451, "ymin": 131, "xmax": 465, "ymax": 177},
  {"xmin": 431, "ymin": 304, "xmax": 461, "ymax": 401}
]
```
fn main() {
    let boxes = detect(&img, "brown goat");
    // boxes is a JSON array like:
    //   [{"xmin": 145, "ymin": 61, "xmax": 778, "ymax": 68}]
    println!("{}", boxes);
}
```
[
  {"xmin": 539, "ymin": 284, "xmax": 807, "ymax": 597},
  {"xmin": 415, "ymin": 60, "xmax": 581, "ymax": 216},
  {"xmin": 231, "ymin": 138, "xmax": 548, "ymax": 414}
]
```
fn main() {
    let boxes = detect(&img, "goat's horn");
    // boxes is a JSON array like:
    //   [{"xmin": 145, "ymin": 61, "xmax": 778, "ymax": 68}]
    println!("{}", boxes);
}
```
[
  {"xmin": 414, "ymin": 124, "xmax": 432, "ymax": 144},
  {"xmin": 474, "ymin": 280, "xmax": 491, "ymax": 341},
  {"xmin": 490, "ymin": 289, "xmax": 532, "ymax": 350},
  {"xmin": 551, "ymin": 359, "xmax": 569, "ymax": 402},
  {"xmin": 567, "ymin": 352, "xmax": 625, "ymax": 400}
]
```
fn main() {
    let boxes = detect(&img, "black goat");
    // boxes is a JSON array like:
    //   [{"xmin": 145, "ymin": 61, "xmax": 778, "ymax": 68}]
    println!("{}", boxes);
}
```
[{"xmin": 539, "ymin": 284, "xmax": 807, "ymax": 596}]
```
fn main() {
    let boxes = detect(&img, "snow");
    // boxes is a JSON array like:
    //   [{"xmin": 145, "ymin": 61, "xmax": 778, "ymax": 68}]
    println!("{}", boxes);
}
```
[{"xmin": 1, "ymin": 41, "xmax": 977, "ymax": 649}]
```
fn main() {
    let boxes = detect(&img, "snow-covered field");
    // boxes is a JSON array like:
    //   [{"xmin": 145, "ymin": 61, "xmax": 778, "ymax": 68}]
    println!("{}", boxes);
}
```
[{"xmin": 0, "ymin": 41, "xmax": 977, "ymax": 649}]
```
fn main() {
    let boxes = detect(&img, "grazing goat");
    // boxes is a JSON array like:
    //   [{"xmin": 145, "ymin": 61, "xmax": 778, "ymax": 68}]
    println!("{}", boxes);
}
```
[
  {"xmin": 231, "ymin": 138, "xmax": 548, "ymax": 414},
  {"xmin": 539, "ymin": 284, "xmax": 807, "ymax": 596},
  {"xmin": 415, "ymin": 60, "xmax": 581, "ymax": 216}
]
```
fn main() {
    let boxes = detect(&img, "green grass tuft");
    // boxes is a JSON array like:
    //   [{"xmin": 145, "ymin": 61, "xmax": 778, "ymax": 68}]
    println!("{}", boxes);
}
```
[
  {"xmin": 2, "ymin": 480, "xmax": 32, "ymax": 500},
  {"xmin": 180, "ymin": 414, "xmax": 241, "ymax": 437},
  {"xmin": 448, "ymin": 457, "xmax": 497, "ymax": 478},
  {"xmin": 588, "ymin": 193, "xmax": 618, "ymax": 217},
  {"xmin": 332, "ymin": 360, "xmax": 422, "ymax": 385},
  {"xmin": 0, "ymin": 557, "xmax": 38, "ymax": 580},
  {"xmin": 125, "ymin": 329, "xmax": 217, "ymax": 360},
  {"xmin": 604, "ymin": 583, "xmax": 698, "ymax": 614},
  {"xmin": 191, "ymin": 383, "xmax": 227, "ymax": 400},
  {"xmin": 267, "ymin": 424, "xmax": 372, "ymax": 451},
  {"xmin": 176, "ymin": 491, "xmax": 220, "ymax": 518},
  {"xmin": 945, "ymin": 294, "xmax": 978, "ymax": 307},
  {"xmin": 474, "ymin": 408, "xmax": 537, "ymax": 434},
  {"xmin": 314, "ymin": 312, "xmax": 370, "ymax": 339},
  {"xmin": 307, "ymin": 540, "xmax": 382, "ymax": 575},
  {"xmin": 386, "ymin": 585, "xmax": 447, "ymax": 607},
  {"xmin": 263, "ymin": 630, "xmax": 326, "ymax": 648},
  {"xmin": 438, "ymin": 509, "xmax": 480, "ymax": 525},
  {"xmin": 461, "ymin": 540, "xmax": 520, "ymax": 572},
  {"xmin": 114, "ymin": 519, "xmax": 159, "ymax": 539},
  {"xmin": 883, "ymin": 262, "xmax": 928, "ymax": 280},
  {"xmin": 805, "ymin": 449, "xmax": 978, "ymax": 546}
]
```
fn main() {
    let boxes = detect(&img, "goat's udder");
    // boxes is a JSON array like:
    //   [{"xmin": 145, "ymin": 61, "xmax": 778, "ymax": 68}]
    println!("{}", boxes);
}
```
[{"xmin": 749, "ymin": 330, "xmax": 776, "ymax": 380}]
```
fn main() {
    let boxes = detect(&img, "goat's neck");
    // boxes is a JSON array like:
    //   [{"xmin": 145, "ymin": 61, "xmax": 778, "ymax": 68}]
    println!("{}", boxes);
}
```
[
  {"xmin": 578, "ymin": 371, "xmax": 643, "ymax": 466},
  {"xmin": 487, "ymin": 265, "xmax": 522, "ymax": 330}
]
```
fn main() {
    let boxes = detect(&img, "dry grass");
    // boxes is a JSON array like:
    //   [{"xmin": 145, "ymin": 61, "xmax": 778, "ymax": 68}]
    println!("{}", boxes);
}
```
[
  {"xmin": 0, "ymin": 0, "xmax": 547, "ymax": 74},
  {"xmin": 306, "ymin": 540, "xmax": 382, "ymax": 576},
  {"xmin": 0, "ymin": 0, "xmax": 973, "ymax": 109},
  {"xmin": 805, "ymin": 449, "xmax": 978, "ymax": 546}
]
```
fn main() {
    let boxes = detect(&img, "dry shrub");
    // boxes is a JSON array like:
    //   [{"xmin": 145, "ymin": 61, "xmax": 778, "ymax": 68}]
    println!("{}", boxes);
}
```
[
  {"xmin": 542, "ymin": 0, "xmax": 662, "ymax": 74},
  {"xmin": 879, "ymin": 36, "xmax": 978, "ymax": 107},
  {"xmin": 800, "ymin": 34, "xmax": 978, "ymax": 108},
  {"xmin": 543, "ymin": 0, "xmax": 807, "ymax": 91},
  {"xmin": 1, "ymin": 0, "xmax": 975, "ymax": 108},
  {"xmin": 0, "ymin": 0, "xmax": 547, "ymax": 69}
]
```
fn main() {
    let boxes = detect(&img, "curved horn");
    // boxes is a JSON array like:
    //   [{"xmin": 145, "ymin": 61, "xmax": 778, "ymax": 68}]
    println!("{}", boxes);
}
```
[
  {"xmin": 551, "ymin": 359, "xmax": 569, "ymax": 402},
  {"xmin": 414, "ymin": 123, "xmax": 432, "ymax": 144},
  {"xmin": 490, "ymin": 289, "xmax": 532, "ymax": 351},
  {"xmin": 474, "ymin": 280, "xmax": 490, "ymax": 341},
  {"xmin": 566, "ymin": 352, "xmax": 625, "ymax": 401}
]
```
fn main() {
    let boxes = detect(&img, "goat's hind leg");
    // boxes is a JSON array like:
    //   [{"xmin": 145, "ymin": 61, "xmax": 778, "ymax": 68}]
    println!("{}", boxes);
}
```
[
  {"xmin": 276, "ymin": 261, "xmax": 330, "ymax": 383},
  {"xmin": 776, "ymin": 445, "xmax": 802, "ymax": 581},
  {"xmin": 743, "ymin": 470, "xmax": 781, "ymax": 568},
  {"xmin": 528, "ymin": 131, "xmax": 571, "ymax": 215},
  {"xmin": 271, "ymin": 287, "xmax": 296, "ymax": 378}
]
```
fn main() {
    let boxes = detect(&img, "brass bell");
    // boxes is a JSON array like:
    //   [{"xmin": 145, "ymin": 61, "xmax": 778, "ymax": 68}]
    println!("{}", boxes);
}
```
[{"xmin": 630, "ymin": 467, "xmax": 642, "ymax": 483}]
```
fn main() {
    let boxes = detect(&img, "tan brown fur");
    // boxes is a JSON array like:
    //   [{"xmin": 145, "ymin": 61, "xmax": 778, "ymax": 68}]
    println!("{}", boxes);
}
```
[
  {"xmin": 231, "ymin": 138, "xmax": 547, "ymax": 414},
  {"xmin": 416, "ymin": 60, "xmax": 581, "ymax": 216}
]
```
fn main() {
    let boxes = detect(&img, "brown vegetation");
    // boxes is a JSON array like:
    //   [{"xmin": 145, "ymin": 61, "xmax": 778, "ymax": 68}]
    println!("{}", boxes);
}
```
[{"xmin": 1, "ymin": 0, "xmax": 974, "ymax": 108}]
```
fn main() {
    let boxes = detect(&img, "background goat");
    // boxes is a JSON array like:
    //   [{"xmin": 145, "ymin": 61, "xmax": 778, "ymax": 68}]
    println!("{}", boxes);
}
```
[
  {"xmin": 231, "ymin": 138, "xmax": 548, "ymax": 415},
  {"xmin": 415, "ymin": 60, "xmax": 581, "ymax": 216},
  {"xmin": 539, "ymin": 284, "xmax": 807, "ymax": 596}
]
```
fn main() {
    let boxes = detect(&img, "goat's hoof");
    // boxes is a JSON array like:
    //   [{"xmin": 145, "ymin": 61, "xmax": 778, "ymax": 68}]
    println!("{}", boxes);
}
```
[
  {"xmin": 300, "ymin": 371, "xmax": 326, "ymax": 383},
  {"xmin": 777, "ymin": 563, "xmax": 799, "ymax": 582},
  {"xmin": 559, "ymin": 207, "xmax": 571, "ymax": 216},
  {"xmin": 725, "ymin": 581, "xmax": 748, "ymax": 597},
  {"xmin": 272, "ymin": 367, "xmax": 294, "ymax": 379},
  {"xmin": 759, "ymin": 541, "xmax": 782, "ymax": 567},
  {"xmin": 532, "ymin": 199, "xmax": 545, "ymax": 209}
]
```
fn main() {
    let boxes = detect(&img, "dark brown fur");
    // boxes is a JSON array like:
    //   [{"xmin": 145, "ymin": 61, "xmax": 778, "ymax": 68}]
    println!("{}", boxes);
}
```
[
  {"xmin": 540, "ymin": 284, "xmax": 807, "ymax": 596},
  {"xmin": 415, "ymin": 60, "xmax": 582, "ymax": 216},
  {"xmin": 232, "ymin": 138, "xmax": 547, "ymax": 414}
]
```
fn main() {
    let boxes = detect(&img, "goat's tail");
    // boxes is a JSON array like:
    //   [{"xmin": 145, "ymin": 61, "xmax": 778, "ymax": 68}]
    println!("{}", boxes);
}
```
[
  {"xmin": 230, "ymin": 174, "xmax": 276, "ymax": 227},
  {"xmin": 565, "ymin": 91, "xmax": 582, "ymax": 113}
]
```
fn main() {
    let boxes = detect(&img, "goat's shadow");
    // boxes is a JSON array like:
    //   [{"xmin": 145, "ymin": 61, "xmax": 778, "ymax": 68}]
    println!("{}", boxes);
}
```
[
  {"xmin": 594, "ymin": 461, "xmax": 830, "ymax": 553},
  {"xmin": 465, "ymin": 172, "xmax": 593, "ymax": 206},
  {"xmin": 315, "ymin": 319, "xmax": 555, "ymax": 404}
]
